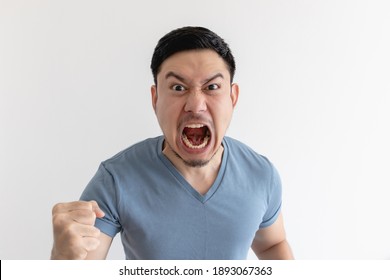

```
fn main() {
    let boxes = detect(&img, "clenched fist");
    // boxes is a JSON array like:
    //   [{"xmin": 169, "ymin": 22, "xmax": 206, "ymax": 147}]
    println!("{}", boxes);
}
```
[{"xmin": 51, "ymin": 201, "xmax": 105, "ymax": 260}]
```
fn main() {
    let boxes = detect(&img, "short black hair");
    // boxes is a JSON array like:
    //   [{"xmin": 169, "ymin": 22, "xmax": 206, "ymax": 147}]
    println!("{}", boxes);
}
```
[{"xmin": 151, "ymin": 26, "xmax": 236, "ymax": 84}]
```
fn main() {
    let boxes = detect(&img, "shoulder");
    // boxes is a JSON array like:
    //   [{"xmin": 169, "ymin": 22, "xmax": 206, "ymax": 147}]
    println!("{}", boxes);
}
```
[
  {"xmin": 223, "ymin": 136, "xmax": 280, "ymax": 185},
  {"xmin": 224, "ymin": 136, "xmax": 272, "ymax": 167},
  {"xmin": 101, "ymin": 136, "xmax": 162, "ymax": 172}
]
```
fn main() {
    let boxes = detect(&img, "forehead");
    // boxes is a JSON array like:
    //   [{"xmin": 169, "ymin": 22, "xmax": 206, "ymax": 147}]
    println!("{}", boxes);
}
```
[{"xmin": 157, "ymin": 49, "xmax": 230, "ymax": 81}]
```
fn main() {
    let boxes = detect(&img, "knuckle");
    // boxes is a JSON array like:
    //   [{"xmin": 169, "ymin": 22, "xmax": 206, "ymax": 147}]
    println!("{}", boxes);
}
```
[
  {"xmin": 52, "ymin": 212, "xmax": 67, "ymax": 228},
  {"xmin": 76, "ymin": 209, "xmax": 96, "ymax": 224},
  {"xmin": 52, "ymin": 203, "xmax": 64, "ymax": 214},
  {"xmin": 88, "ymin": 200, "xmax": 97, "ymax": 206},
  {"xmin": 81, "ymin": 200, "xmax": 95, "ymax": 211}
]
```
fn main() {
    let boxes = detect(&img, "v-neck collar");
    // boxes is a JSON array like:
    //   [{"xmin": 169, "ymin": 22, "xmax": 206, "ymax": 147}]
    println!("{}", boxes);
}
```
[{"xmin": 157, "ymin": 136, "xmax": 228, "ymax": 204}]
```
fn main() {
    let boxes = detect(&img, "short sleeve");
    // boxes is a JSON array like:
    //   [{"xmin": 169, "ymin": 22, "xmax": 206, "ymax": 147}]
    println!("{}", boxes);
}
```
[
  {"xmin": 259, "ymin": 162, "xmax": 282, "ymax": 228},
  {"xmin": 80, "ymin": 163, "xmax": 122, "ymax": 237}
]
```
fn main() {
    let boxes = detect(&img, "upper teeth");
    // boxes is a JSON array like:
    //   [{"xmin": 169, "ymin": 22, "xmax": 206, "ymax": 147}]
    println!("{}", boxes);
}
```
[{"xmin": 185, "ymin": 124, "xmax": 205, "ymax": 128}]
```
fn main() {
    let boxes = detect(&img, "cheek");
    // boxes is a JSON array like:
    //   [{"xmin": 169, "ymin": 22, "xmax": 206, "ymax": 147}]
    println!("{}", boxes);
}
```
[
  {"xmin": 156, "ymin": 100, "xmax": 181, "ymax": 131},
  {"xmin": 213, "ymin": 113, "xmax": 234, "ymax": 139},
  {"xmin": 213, "ymin": 100, "xmax": 234, "ymax": 123}
]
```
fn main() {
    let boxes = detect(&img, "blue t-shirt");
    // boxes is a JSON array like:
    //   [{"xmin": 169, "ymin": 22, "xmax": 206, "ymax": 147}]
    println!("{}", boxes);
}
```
[{"xmin": 80, "ymin": 136, "xmax": 282, "ymax": 259}]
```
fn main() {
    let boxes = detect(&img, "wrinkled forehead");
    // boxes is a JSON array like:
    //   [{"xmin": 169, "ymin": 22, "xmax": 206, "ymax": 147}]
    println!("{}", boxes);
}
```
[{"xmin": 157, "ymin": 49, "xmax": 231, "ymax": 84}]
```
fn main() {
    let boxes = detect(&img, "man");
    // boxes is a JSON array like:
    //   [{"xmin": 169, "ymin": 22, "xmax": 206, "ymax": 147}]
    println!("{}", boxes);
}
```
[{"xmin": 51, "ymin": 26, "xmax": 294, "ymax": 260}]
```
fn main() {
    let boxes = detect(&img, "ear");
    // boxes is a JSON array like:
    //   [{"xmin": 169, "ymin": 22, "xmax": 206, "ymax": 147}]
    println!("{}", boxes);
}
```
[
  {"xmin": 151, "ymin": 85, "xmax": 158, "ymax": 113},
  {"xmin": 230, "ymin": 83, "xmax": 239, "ymax": 108}
]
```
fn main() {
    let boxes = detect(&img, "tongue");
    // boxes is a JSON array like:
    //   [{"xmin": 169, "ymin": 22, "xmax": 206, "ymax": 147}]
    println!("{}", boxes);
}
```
[{"xmin": 183, "ymin": 127, "xmax": 206, "ymax": 146}]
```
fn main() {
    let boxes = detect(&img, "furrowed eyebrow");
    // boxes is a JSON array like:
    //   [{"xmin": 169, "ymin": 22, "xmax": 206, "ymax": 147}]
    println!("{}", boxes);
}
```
[
  {"xmin": 201, "ymin": 73, "xmax": 224, "ymax": 86},
  {"xmin": 165, "ymin": 72, "xmax": 225, "ymax": 86},
  {"xmin": 165, "ymin": 72, "xmax": 187, "ymax": 83}
]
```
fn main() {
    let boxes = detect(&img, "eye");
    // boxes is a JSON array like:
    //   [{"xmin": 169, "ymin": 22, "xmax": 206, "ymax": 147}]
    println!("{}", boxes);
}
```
[
  {"xmin": 171, "ymin": 84, "xmax": 186, "ymax": 91},
  {"xmin": 205, "ymin": 84, "xmax": 220, "ymax": 91}
]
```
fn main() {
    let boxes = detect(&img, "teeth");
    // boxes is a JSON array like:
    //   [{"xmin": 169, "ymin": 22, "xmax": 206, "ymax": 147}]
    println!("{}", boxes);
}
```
[
  {"xmin": 182, "ymin": 134, "xmax": 210, "ymax": 149},
  {"xmin": 185, "ymin": 124, "xmax": 205, "ymax": 128}
]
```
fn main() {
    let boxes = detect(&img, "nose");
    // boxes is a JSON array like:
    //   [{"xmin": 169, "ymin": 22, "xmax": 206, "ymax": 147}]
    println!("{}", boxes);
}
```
[{"xmin": 184, "ymin": 89, "xmax": 207, "ymax": 113}]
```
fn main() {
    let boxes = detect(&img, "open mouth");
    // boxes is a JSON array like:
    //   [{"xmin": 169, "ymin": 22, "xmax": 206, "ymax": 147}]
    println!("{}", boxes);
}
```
[{"xmin": 181, "ymin": 124, "xmax": 211, "ymax": 149}]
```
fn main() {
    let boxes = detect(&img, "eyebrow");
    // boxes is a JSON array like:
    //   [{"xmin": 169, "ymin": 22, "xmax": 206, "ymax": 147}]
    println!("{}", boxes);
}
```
[{"xmin": 165, "ymin": 71, "xmax": 225, "ymax": 85}]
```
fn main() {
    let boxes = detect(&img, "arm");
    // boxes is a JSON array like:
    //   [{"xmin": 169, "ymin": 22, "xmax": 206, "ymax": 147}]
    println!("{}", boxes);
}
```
[{"xmin": 251, "ymin": 212, "xmax": 294, "ymax": 260}]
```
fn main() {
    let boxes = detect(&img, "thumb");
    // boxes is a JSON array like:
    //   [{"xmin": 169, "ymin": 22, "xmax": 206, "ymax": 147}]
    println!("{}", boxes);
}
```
[{"xmin": 89, "ymin": 200, "xmax": 105, "ymax": 218}]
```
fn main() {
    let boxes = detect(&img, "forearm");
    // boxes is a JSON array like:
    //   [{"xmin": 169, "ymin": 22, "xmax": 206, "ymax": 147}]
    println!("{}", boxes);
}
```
[{"xmin": 255, "ymin": 240, "xmax": 294, "ymax": 260}]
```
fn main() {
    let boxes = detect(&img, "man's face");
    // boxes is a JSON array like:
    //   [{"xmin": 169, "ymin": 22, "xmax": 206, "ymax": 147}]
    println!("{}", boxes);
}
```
[{"xmin": 151, "ymin": 49, "xmax": 239, "ymax": 167}]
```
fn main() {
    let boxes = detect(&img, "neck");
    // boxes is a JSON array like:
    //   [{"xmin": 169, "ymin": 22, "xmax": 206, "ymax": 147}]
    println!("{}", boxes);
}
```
[{"xmin": 162, "ymin": 141, "xmax": 224, "ymax": 195}]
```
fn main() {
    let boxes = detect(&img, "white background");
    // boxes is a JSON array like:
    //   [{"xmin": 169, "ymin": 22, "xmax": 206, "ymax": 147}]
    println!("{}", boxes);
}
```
[{"xmin": 1, "ymin": 0, "xmax": 389, "ymax": 260}]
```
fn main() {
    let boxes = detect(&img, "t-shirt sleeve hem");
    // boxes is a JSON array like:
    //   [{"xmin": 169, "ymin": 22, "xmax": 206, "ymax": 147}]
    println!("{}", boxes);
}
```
[
  {"xmin": 95, "ymin": 218, "xmax": 121, "ymax": 238},
  {"xmin": 259, "ymin": 203, "xmax": 281, "ymax": 229}
]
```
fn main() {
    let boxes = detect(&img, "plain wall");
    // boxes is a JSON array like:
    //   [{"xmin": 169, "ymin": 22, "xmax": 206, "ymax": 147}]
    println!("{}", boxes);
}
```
[{"xmin": 1, "ymin": 0, "xmax": 389, "ymax": 259}]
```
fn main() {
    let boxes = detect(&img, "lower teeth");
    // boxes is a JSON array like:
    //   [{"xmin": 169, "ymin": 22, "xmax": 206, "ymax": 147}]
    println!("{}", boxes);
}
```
[{"xmin": 182, "ymin": 134, "xmax": 210, "ymax": 149}]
